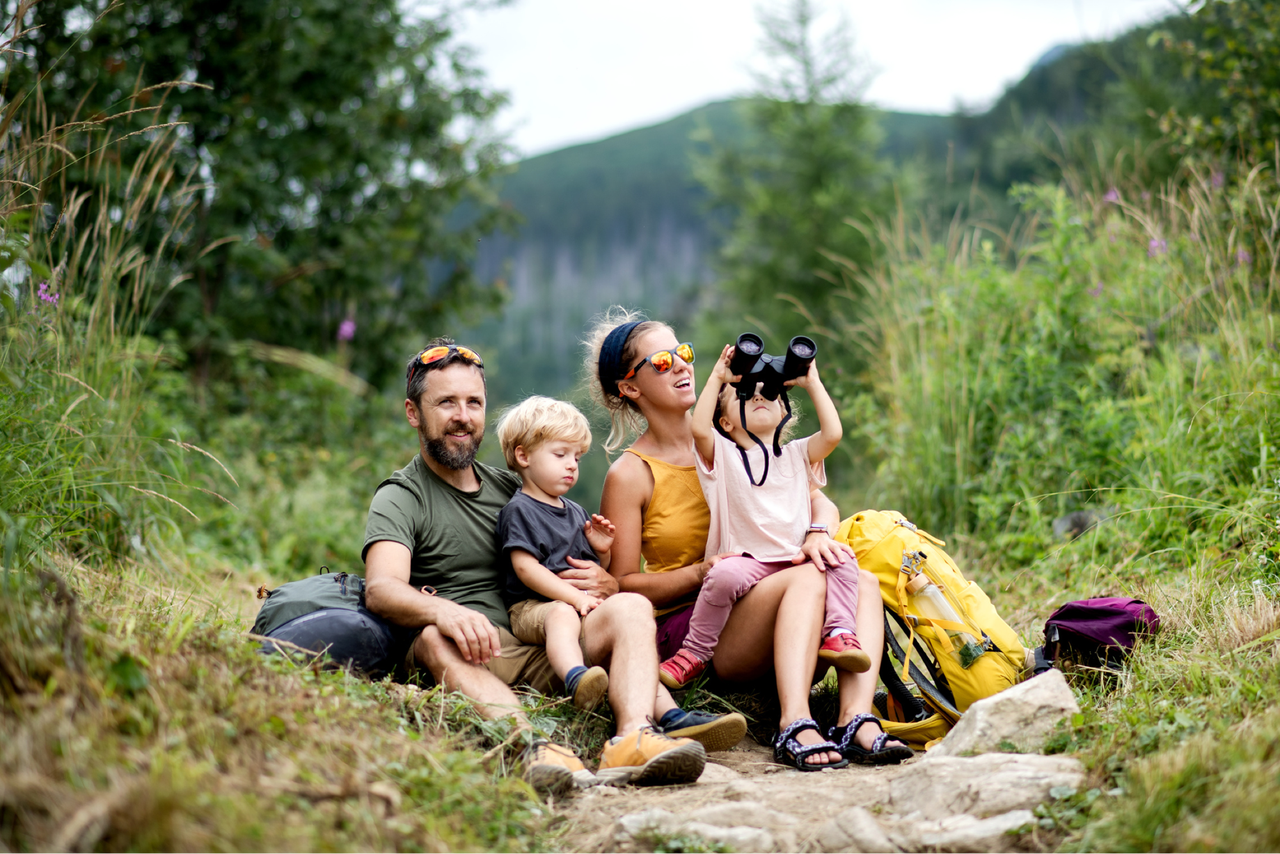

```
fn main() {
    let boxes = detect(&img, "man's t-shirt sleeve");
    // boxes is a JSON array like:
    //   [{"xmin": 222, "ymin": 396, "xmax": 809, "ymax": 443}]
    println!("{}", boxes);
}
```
[{"xmin": 362, "ymin": 482, "xmax": 421, "ymax": 562}]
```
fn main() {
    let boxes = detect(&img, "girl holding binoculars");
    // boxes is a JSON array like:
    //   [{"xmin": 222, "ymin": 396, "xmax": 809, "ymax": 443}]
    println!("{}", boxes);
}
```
[{"xmin": 591, "ymin": 310, "xmax": 912, "ymax": 770}]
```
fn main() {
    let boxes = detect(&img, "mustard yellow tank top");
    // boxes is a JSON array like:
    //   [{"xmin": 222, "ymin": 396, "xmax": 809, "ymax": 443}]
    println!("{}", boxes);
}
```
[{"xmin": 625, "ymin": 448, "xmax": 711, "ymax": 615}]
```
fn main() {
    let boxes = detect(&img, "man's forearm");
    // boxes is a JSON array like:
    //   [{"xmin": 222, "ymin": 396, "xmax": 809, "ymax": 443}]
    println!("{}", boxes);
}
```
[{"xmin": 365, "ymin": 575, "xmax": 450, "ymax": 627}]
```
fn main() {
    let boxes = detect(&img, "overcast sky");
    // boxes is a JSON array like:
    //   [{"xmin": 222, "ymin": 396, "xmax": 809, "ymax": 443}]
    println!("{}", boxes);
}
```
[{"xmin": 453, "ymin": 0, "xmax": 1181, "ymax": 158}]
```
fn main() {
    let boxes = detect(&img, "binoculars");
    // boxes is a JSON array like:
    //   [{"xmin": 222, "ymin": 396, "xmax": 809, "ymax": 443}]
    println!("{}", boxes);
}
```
[{"xmin": 727, "ymin": 333, "xmax": 818, "ymax": 400}]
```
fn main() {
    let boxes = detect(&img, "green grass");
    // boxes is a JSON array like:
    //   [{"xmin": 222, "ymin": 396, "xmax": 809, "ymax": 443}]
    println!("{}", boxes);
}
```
[{"xmin": 829, "ymin": 157, "xmax": 1280, "ymax": 850}]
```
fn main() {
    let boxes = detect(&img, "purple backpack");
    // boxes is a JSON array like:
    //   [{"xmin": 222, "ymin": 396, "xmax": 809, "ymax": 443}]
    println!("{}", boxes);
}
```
[{"xmin": 1042, "ymin": 597, "xmax": 1161, "ymax": 671}]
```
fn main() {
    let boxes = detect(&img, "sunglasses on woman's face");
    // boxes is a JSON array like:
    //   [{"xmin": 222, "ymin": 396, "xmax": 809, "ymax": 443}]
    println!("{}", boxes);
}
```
[{"xmin": 623, "ymin": 342, "xmax": 695, "ymax": 380}]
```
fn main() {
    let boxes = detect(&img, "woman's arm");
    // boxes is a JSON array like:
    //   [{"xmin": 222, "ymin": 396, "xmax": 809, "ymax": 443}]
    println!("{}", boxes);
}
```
[
  {"xmin": 795, "ymin": 487, "xmax": 857, "ymax": 570},
  {"xmin": 600, "ymin": 452, "xmax": 709, "ymax": 607}
]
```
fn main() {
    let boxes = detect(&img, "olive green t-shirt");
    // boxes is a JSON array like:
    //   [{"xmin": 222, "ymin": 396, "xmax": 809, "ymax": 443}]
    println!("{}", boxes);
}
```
[{"xmin": 362, "ymin": 454, "xmax": 521, "ymax": 630}]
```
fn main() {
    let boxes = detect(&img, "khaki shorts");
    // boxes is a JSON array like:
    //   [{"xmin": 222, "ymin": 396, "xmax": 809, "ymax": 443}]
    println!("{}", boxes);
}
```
[{"xmin": 405, "ymin": 607, "xmax": 590, "ymax": 696}]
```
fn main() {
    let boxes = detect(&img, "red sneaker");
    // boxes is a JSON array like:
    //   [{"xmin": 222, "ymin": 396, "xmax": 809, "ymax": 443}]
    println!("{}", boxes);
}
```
[
  {"xmin": 659, "ymin": 649, "xmax": 708, "ymax": 689},
  {"xmin": 818, "ymin": 632, "xmax": 872, "ymax": 673}
]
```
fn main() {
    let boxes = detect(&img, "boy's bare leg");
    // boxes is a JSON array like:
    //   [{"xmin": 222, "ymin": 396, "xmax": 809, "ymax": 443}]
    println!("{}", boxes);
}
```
[{"xmin": 543, "ymin": 603, "xmax": 587, "ymax": 680}]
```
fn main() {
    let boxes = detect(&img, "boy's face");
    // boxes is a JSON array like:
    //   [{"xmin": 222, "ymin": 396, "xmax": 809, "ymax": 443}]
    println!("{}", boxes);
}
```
[{"xmin": 515, "ymin": 439, "xmax": 583, "ymax": 502}]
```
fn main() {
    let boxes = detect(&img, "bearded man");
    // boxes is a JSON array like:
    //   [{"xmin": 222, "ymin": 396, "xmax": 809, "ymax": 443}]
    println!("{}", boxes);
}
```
[{"xmin": 360, "ymin": 338, "xmax": 745, "ymax": 794}]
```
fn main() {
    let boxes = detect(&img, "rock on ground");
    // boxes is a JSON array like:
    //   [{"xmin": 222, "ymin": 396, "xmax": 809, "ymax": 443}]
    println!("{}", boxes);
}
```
[
  {"xmin": 572, "ymin": 741, "xmax": 1085, "ymax": 853},
  {"xmin": 886, "ymin": 753, "xmax": 1085, "ymax": 820},
  {"xmin": 927, "ymin": 669, "xmax": 1080, "ymax": 758}
]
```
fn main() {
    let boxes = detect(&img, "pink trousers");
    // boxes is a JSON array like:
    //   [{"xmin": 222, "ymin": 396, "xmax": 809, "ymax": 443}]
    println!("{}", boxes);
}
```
[{"xmin": 680, "ymin": 553, "xmax": 860, "ymax": 662}]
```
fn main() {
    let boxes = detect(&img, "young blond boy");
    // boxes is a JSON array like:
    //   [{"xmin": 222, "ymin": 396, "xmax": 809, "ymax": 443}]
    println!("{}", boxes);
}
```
[{"xmin": 495, "ymin": 396, "xmax": 616, "ymax": 710}]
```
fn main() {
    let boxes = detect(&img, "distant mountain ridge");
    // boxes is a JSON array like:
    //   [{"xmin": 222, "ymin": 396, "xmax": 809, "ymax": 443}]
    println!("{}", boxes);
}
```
[{"xmin": 462, "ymin": 19, "xmax": 1181, "ymax": 408}]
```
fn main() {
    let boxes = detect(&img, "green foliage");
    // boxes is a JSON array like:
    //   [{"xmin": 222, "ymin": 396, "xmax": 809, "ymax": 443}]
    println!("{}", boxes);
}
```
[
  {"xmin": 4, "ymin": 0, "xmax": 514, "ymax": 384},
  {"xmin": 841, "ymin": 168, "xmax": 1278, "ymax": 575},
  {"xmin": 1157, "ymin": 0, "xmax": 1280, "ymax": 172},
  {"xmin": 694, "ymin": 0, "xmax": 891, "ymax": 350}
]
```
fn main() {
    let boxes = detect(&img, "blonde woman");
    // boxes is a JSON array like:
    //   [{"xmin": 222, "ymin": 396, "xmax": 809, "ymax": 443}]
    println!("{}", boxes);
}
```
[{"xmin": 583, "ymin": 310, "xmax": 912, "ymax": 768}]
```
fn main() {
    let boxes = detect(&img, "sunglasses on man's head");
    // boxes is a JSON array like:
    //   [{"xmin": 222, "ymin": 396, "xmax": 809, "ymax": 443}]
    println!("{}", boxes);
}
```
[
  {"xmin": 623, "ymin": 342, "xmax": 695, "ymax": 380},
  {"xmin": 408, "ymin": 344, "xmax": 484, "ymax": 380}
]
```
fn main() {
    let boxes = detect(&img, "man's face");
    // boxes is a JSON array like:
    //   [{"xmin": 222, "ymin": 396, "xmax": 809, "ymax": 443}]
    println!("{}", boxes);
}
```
[{"xmin": 407, "ymin": 362, "xmax": 486, "ymax": 470}]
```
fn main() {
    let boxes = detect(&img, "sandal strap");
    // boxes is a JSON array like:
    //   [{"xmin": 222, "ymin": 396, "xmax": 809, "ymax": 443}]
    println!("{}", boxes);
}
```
[
  {"xmin": 776, "ymin": 717, "xmax": 821, "ymax": 746},
  {"xmin": 830, "ymin": 712, "xmax": 879, "ymax": 751},
  {"xmin": 775, "ymin": 718, "xmax": 842, "ymax": 764}
]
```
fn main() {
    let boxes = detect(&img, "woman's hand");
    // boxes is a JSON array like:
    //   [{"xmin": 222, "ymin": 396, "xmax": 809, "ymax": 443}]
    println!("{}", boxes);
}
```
[
  {"xmin": 561, "ymin": 556, "xmax": 621, "ymax": 598},
  {"xmin": 697, "ymin": 552, "xmax": 739, "ymax": 583},
  {"xmin": 795, "ymin": 530, "xmax": 856, "ymax": 572}
]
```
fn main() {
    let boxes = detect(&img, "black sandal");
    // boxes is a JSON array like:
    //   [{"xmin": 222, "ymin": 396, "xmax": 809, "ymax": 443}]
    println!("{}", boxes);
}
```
[
  {"xmin": 774, "ymin": 718, "xmax": 850, "ymax": 771},
  {"xmin": 828, "ymin": 713, "xmax": 914, "ymax": 765}
]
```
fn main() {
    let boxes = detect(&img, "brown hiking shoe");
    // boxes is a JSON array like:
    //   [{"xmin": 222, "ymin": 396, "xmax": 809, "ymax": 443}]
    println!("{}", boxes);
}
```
[
  {"xmin": 522, "ymin": 739, "xmax": 597, "ymax": 796},
  {"xmin": 596, "ymin": 726, "xmax": 706, "ymax": 787}
]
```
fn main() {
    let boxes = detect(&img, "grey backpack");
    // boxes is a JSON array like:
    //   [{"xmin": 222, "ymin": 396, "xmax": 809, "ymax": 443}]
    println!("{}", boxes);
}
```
[{"xmin": 251, "ymin": 569, "xmax": 366, "ymax": 636}]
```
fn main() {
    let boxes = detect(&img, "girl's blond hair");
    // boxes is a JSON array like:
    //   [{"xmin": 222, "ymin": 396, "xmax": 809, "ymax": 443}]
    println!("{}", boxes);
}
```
[
  {"xmin": 582, "ymin": 306, "xmax": 674, "ymax": 452},
  {"xmin": 494, "ymin": 396, "xmax": 592, "ymax": 471}
]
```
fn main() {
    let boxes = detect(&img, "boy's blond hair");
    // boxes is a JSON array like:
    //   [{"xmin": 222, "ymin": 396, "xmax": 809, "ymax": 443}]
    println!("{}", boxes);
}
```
[{"xmin": 495, "ymin": 396, "xmax": 593, "ymax": 471}]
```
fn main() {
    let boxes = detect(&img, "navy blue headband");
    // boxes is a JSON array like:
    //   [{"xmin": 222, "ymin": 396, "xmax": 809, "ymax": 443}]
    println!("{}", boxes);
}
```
[{"xmin": 598, "ymin": 321, "xmax": 642, "ymax": 398}]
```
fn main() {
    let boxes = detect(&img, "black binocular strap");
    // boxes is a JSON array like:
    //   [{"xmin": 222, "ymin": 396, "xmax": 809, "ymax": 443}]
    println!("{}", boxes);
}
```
[{"xmin": 736, "ymin": 393, "xmax": 792, "ymax": 487}]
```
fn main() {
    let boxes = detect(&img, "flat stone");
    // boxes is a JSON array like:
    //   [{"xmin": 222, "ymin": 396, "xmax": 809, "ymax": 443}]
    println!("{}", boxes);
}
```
[
  {"xmin": 615, "ymin": 808, "xmax": 683, "ymax": 841},
  {"xmin": 886, "ymin": 753, "xmax": 1085, "ymax": 820},
  {"xmin": 927, "ymin": 669, "xmax": 1080, "ymax": 758},
  {"xmin": 683, "ymin": 821, "xmax": 775, "ymax": 852},
  {"xmin": 814, "ymin": 805, "xmax": 899, "ymax": 853},
  {"xmin": 884, "ymin": 809, "xmax": 1036, "ymax": 852},
  {"xmin": 694, "ymin": 762, "xmax": 742, "ymax": 784},
  {"xmin": 687, "ymin": 800, "xmax": 797, "ymax": 828}
]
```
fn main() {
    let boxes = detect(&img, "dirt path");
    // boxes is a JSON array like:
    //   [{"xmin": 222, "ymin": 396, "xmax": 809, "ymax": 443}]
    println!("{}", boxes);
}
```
[
  {"xmin": 556, "ymin": 737, "xmax": 922, "ymax": 852},
  {"xmin": 548, "ymin": 729, "xmax": 1087, "ymax": 853}
]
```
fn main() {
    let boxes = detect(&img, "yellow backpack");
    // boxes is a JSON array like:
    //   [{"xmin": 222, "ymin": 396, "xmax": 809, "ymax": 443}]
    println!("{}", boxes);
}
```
[{"xmin": 837, "ymin": 510, "xmax": 1026, "ymax": 740}]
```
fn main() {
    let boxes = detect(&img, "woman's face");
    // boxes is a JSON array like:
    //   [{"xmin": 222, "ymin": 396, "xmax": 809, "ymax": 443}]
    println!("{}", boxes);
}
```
[{"xmin": 624, "ymin": 326, "xmax": 697, "ymax": 412}]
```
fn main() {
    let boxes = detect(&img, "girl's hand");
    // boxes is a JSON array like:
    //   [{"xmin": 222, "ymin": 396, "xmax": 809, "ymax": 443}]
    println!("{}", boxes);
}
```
[
  {"xmin": 584, "ymin": 514, "xmax": 616, "ymax": 555},
  {"xmin": 785, "ymin": 357, "xmax": 820, "ymax": 391},
  {"xmin": 712, "ymin": 345, "xmax": 742, "ymax": 384}
]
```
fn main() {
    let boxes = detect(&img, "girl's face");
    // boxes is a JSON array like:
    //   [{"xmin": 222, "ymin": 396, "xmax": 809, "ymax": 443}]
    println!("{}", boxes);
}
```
[
  {"xmin": 624, "ymin": 326, "xmax": 696, "ymax": 411},
  {"xmin": 718, "ymin": 382, "xmax": 786, "ymax": 446}
]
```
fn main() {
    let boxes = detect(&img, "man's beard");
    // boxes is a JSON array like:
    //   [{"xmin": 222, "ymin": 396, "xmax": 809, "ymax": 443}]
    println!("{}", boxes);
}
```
[{"xmin": 421, "ymin": 420, "xmax": 482, "ymax": 470}]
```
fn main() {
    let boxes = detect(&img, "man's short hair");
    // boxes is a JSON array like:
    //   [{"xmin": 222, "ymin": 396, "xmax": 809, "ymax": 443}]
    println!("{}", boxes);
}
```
[
  {"xmin": 494, "ymin": 396, "xmax": 592, "ymax": 471},
  {"xmin": 405, "ymin": 337, "xmax": 486, "ymax": 405}
]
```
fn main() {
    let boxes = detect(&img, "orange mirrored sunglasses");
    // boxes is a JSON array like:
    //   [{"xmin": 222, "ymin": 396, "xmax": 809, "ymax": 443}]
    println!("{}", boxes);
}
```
[
  {"xmin": 623, "ymin": 342, "xmax": 695, "ymax": 380},
  {"xmin": 410, "ymin": 344, "xmax": 484, "ymax": 378}
]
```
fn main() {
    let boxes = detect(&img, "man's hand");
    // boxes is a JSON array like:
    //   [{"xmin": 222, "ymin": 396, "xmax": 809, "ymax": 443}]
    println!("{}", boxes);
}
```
[
  {"xmin": 432, "ymin": 596, "xmax": 502, "ymax": 664},
  {"xmin": 584, "ymin": 514, "xmax": 616, "ymax": 556},
  {"xmin": 795, "ymin": 530, "xmax": 856, "ymax": 572},
  {"xmin": 561, "ymin": 556, "xmax": 621, "ymax": 598}
]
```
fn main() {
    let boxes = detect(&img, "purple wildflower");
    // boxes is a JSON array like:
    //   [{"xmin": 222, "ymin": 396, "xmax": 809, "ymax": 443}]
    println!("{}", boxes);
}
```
[
  {"xmin": 36, "ymin": 281, "xmax": 59, "ymax": 306},
  {"xmin": 1149, "ymin": 239, "xmax": 1167, "ymax": 257},
  {"xmin": 1103, "ymin": 187, "xmax": 1120, "ymax": 203},
  {"xmin": 1089, "ymin": 282, "xmax": 1104, "ymax": 297},
  {"xmin": 1237, "ymin": 248, "xmax": 1253, "ymax": 265},
  {"xmin": 1212, "ymin": 171, "xmax": 1225, "ymax": 188},
  {"xmin": 337, "ymin": 318, "xmax": 356, "ymax": 342}
]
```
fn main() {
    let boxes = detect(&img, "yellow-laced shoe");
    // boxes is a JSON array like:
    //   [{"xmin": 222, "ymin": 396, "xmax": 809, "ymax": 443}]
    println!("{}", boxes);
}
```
[
  {"xmin": 522, "ymin": 740, "xmax": 597, "ymax": 796},
  {"xmin": 596, "ymin": 725, "xmax": 706, "ymax": 786}
]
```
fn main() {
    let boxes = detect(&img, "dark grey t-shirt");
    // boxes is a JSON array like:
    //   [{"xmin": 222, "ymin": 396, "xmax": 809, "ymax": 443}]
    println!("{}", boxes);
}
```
[
  {"xmin": 497, "ymin": 491, "xmax": 599, "ymax": 606},
  {"xmin": 362, "ymin": 454, "xmax": 521, "ymax": 629}
]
